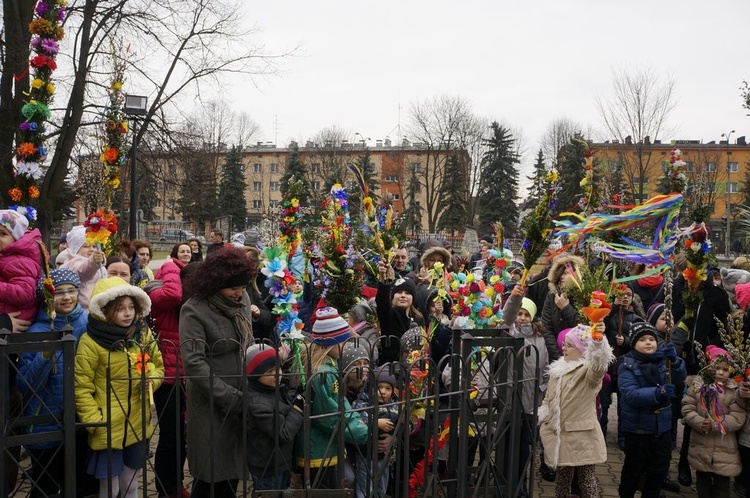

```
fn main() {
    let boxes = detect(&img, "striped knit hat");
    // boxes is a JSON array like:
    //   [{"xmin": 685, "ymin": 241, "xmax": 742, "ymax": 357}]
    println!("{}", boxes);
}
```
[
  {"xmin": 311, "ymin": 307, "xmax": 352, "ymax": 346},
  {"xmin": 245, "ymin": 343, "xmax": 278, "ymax": 376}
]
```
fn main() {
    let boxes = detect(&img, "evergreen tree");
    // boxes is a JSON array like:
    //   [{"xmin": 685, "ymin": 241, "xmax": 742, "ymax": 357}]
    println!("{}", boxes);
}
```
[
  {"xmin": 556, "ymin": 133, "xmax": 587, "ymax": 213},
  {"xmin": 437, "ymin": 153, "xmax": 468, "ymax": 235},
  {"xmin": 177, "ymin": 151, "xmax": 218, "ymax": 234},
  {"xmin": 137, "ymin": 162, "xmax": 158, "ymax": 222},
  {"xmin": 520, "ymin": 149, "xmax": 546, "ymax": 211},
  {"xmin": 401, "ymin": 166, "xmax": 423, "ymax": 237},
  {"xmin": 280, "ymin": 143, "xmax": 310, "ymax": 205},
  {"xmin": 478, "ymin": 122, "xmax": 520, "ymax": 236},
  {"xmin": 217, "ymin": 145, "xmax": 247, "ymax": 232}
]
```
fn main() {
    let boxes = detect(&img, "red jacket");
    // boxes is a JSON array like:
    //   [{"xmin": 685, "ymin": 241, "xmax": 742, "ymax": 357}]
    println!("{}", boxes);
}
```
[
  {"xmin": 150, "ymin": 258, "xmax": 185, "ymax": 382},
  {"xmin": 0, "ymin": 229, "xmax": 43, "ymax": 322}
]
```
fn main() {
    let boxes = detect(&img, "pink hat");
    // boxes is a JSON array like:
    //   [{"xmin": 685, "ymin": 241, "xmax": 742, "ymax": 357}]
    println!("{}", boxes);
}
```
[
  {"xmin": 705, "ymin": 345, "xmax": 731, "ymax": 363},
  {"xmin": 564, "ymin": 325, "xmax": 590, "ymax": 354},
  {"xmin": 736, "ymin": 282, "xmax": 750, "ymax": 310}
]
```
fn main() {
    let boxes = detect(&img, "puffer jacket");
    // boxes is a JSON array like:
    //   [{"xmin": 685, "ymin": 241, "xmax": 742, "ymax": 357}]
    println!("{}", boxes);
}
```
[
  {"xmin": 617, "ymin": 351, "xmax": 686, "ymax": 436},
  {"xmin": 149, "ymin": 258, "xmax": 185, "ymax": 383},
  {"xmin": 295, "ymin": 357, "xmax": 368, "ymax": 468},
  {"xmin": 17, "ymin": 305, "xmax": 89, "ymax": 448},
  {"xmin": 62, "ymin": 253, "xmax": 101, "ymax": 311},
  {"xmin": 74, "ymin": 325, "xmax": 164, "ymax": 450},
  {"xmin": 682, "ymin": 377, "xmax": 745, "ymax": 476},
  {"xmin": 0, "ymin": 228, "xmax": 43, "ymax": 321},
  {"xmin": 538, "ymin": 333, "xmax": 614, "ymax": 468}
]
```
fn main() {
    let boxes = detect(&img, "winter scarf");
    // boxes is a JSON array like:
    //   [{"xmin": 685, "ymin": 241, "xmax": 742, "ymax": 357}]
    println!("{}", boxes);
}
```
[
  {"xmin": 87, "ymin": 318, "xmax": 134, "ymax": 350},
  {"xmin": 625, "ymin": 349, "xmax": 665, "ymax": 387},
  {"xmin": 637, "ymin": 275, "xmax": 664, "ymax": 289},
  {"xmin": 207, "ymin": 292, "xmax": 254, "ymax": 347}
]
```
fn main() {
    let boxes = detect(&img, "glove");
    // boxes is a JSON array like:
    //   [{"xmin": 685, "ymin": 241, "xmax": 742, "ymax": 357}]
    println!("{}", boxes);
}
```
[
  {"xmin": 664, "ymin": 384, "xmax": 676, "ymax": 398},
  {"xmin": 663, "ymin": 343, "xmax": 678, "ymax": 361},
  {"xmin": 292, "ymin": 391, "xmax": 305, "ymax": 412}
]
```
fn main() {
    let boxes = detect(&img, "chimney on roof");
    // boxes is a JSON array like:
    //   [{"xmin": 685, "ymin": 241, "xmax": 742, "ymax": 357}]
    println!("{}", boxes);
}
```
[
  {"xmin": 257, "ymin": 141, "xmax": 263, "ymax": 146},
  {"xmin": 644, "ymin": 136, "xmax": 650, "ymax": 145},
  {"xmin": 384, "ymin": 138, "xmax": 391, "ymax": 147},
  {"xmin": 738, "ymin": 136, "xmax": 747, "ymax": 145},
  {"xmin": 625, "ymin": 136, "xmax": 632, "ymax": 145}
]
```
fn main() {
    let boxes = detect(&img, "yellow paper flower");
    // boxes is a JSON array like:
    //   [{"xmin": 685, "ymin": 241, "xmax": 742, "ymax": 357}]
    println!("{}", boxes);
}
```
[
  {"xmin": 46, "ymin": 83, "xmax": 55, "ymax": 94},
  {"xmin": 31, "ymin": 78, "xmax": 43, "ymax": 89},
  {"xmin": 111, "ymin": 81, "xmax": 123, "ymax": 90}
]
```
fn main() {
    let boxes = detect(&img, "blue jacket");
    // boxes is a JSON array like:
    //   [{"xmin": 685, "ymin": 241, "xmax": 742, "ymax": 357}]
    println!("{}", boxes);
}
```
[
  {"xmin": 17, "ymin": 305, "xmax": 89, "ymax": 448},
  {"xmin": 617, "ymin": 351, "xmax": 687, "ymax": 436}
]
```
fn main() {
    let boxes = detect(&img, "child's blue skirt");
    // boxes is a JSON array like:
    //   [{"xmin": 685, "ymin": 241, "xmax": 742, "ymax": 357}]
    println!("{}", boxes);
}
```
[{"xmin": 86, "ymin": 443, "xmax": 145, "ymax": 479}]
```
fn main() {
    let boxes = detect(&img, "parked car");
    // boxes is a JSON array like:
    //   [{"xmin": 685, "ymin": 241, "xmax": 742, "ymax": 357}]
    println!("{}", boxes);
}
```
[{"xmin": 158, "ymin": 229, "xmax": 195, "ymax": 242}]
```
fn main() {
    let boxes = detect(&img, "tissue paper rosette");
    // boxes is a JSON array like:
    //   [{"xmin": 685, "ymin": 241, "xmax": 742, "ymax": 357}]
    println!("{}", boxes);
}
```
[
  {"xmin": 83, "ymin": 208, "xmax": 118, "ymax": 250},
  {"xmin": 581, "ymin": 290, "xmax": 611, "ymax": 341},
  {"xmin": 449, "ymin": 271, "xmax": 504, "ymax": 329},
  {"xmin": 482, "ymin": 248, "xmax": 513, "ymax": 289},
  {"xmin": 311, "ymin": 184, "xmax": 365, "ymax": 314},
  {"xmin": 127, "ymin": 329, "xmax": 157, "ymax": 406},
  {"xmin": 9, "ymin": 0, "xmax": 67, "ymax": 224},
  {"xmin": 666, "ymin": 148, "xmax": 688, "ymax": 194},
  {"xmin": 577, "ymin": 146, "xmax": 600, "ymax": 214},
  {"xmin": 519, "ymin": 170, "xmax": 558, "ymax": 285},
  {"xmin": 681, "ymin": 223, "xmax": 710, "ymax": 316}
]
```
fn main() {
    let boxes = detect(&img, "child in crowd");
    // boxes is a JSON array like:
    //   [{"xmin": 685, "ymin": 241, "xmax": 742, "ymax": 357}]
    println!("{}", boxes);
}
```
[
  {"xmin": 74, "ymin": 277, "xmax": 163, "ymax": 498},
  {"xmin": 62, "ymin": 225, "xmax": 105, "ymax": 310},
  {"xmin": 0, "ymin": 209, "xmax": 43, "ymax": 322},
  {"xmin": 295, "ymin": 307, "xmax": 368, "ymax": 489},
  {"xmin": 17, "ymin": 269, "xmax": 89, "ymax": 497},
  {"xmin": 244, "ymin": 343, "xmax": 303, "ymax": 491},
  {"xmin": 352, "ymin": 366, "xmax": 400, "ymax": 498},
  {"xmin": 503, "ymin": 284, "xmax": 550, "ymax": 495},
  {"xmin": 682, "ymin": 346, "xmax": 746, "ymax": 498},
  {"xmin": 617, "ymin": 322, "xmax": 687, "ymax": 498},
  {"xmin": 376, "ymin": 260, "xmax": 424, "ymax": 364},
  {"xmin": 538, "ymin": 323, "xmax": 613, "ymax": 498}
]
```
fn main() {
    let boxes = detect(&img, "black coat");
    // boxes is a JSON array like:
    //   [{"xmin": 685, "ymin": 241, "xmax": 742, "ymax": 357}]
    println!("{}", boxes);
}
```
[
  {"xmin": 376, "ymin": 282, "xmax": 423, "ymax": 365},
  {"xmin": 244, "ymin": 380, "xmax": 303, "ymax": 477},
  {"xmin": 539, "ymin": 292, "xmax": 579, "ymax": 361}
]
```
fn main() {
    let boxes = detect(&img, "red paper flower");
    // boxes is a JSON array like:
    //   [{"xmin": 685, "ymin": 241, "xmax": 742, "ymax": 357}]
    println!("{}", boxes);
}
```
[
  {"xmin": 8, "ymin": 188, "xmax": 23, "ymax": 202},
  {"xmin": 28, "ymin": 186, "xmax": 40, "ymax": 199}
]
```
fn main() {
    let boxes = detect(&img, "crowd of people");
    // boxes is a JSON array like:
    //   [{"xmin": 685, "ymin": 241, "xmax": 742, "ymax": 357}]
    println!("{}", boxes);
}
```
[{"xmin": 3, "ymin": 209, "xmax": 750, "ymax": 498}]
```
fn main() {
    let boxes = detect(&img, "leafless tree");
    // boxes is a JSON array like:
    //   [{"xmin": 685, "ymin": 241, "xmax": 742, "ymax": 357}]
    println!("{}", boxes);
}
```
[
  {"xmin": 1, "ymin": 0, "xmax": 292, "ymax": 244},
  {"xmin": 597, "ymin": 68, "xmax": 677, "ymax": 203},
  {"xmin": 304, "ymin": 125, "xmax": 353, "ymax": 208},
  {"xmin": 407, "ymin": 94, "xmax": 475, "ymax": 232},
  {"xmin": 541, "ymin": 118, "xmax": 584, "ymax": 168}
]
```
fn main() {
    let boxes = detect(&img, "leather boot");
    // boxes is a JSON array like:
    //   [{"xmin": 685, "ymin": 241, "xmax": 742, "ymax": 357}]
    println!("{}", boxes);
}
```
[{"xmin": 677, "ymin": 457, "xmax": 692, "ymax": 486}]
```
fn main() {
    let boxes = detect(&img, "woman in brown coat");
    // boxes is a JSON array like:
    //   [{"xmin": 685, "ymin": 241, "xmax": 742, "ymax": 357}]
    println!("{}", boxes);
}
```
[
  {"xmin": 538, "ymin": 324, "xmax": 614, "ymax": 498},
  {"xmin": 682, "ymin": 346, "xmax": 746, "ymax": 498}
]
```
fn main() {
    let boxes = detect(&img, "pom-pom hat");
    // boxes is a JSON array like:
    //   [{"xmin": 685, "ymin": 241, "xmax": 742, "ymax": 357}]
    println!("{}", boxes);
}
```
[
  {"xmin": 736, "ymin": 282, "xmax": 750, "ymax": 310},
  {"xmin": 647, "ymin": 303, "xmax": 665, "ymax": 328},
  {"xmin": 0, "ymin": 209, "xmax": 29, "ymax": 241},
  {"xmin": 245, "ymin": 343, "xmax": 278, "ymax": 376},
  {"xmin": 311, "ymin": 307, "xmax": 352, "ymax": 346}
]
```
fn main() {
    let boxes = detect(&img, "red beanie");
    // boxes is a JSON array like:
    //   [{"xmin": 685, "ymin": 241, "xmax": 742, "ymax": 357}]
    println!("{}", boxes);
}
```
[{"xmin": 736, "ymin": 282, "xmax": 750, "ymax": 310}]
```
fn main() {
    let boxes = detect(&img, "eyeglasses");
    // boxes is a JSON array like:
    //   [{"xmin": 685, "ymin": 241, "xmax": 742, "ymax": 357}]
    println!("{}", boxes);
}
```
[{"xmin": 54, "ymin": 289, "xmax": 78, "ymax": 297}]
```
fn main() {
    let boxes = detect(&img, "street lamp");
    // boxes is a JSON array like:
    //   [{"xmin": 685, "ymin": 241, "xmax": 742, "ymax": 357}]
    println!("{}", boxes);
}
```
[
  {"xmin": 124, "ymin": 94, "xmax": 148, "ymax": 240},
  {"xmin": 722, "ymin": 129, "xmax": 735, "ymax": 257},
  {"xmin": 354, "ymin": 132, "xmax": 370, "ymax": 148}
]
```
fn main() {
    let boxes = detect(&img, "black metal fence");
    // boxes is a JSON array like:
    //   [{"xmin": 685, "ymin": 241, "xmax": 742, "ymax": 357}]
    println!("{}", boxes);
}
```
[{"xmin": 1, "ymin": 328, "xmax": 541, "ymax": 498}]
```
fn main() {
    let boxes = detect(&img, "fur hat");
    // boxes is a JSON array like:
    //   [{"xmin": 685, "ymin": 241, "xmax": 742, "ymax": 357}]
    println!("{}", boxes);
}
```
[
  {"xmin": 0, "ymin": 209, "xmax": 28, "ymax": 241},
  {"xmin": 311, "ymin": 307, "xmax": 352, "ymax": 346},
  {"xmin": 245, "ymin": 343, "xmax": 278, "ymax": 376},
  {"xmin": 521, "ymin": 298, "xmax": 537, "ymax": 321},
  {"xmin": 547, "ymin": 254, "xmax": 585, "ymax": 293},
  {"xmin": 375, "ymin": 365, "xmax": 397, "ymax": 389},
  {"xmin": 54, "ymin": 249, "xmax": 70, "ymax": 267},
  {"xmin": 392, "ymin": 277, "xmax": 417, "ymax": 299},
  {"xmin": 89, "ymin": 277, "xmax": 151, "ymax": 321},
  {"xmin": 420, "ymin": 246, "xmax": 452, "ymax": 270},
  {"xmin": 722, "ymin": 268, "xmax": 750, "ymax": 305},
  {"xmin": 647, "ymin": 303, "xmax": 665, "ymax": 328},
  {"xmin": 65, "ymin": 226, "xmax": 86, "ymax": 256},
  {"xmin": 630, "ymin": 322, "xmax": 659, "ymax": 345}
]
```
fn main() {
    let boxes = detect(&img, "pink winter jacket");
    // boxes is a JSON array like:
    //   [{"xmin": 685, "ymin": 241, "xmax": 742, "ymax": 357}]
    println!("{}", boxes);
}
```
[
  {"xmin": 62, "ymin": 253, "xmax": 101, "ymax": 311},
  {"xmin": 0, "ymin": 229, "xmax": 43, "ymax": 322},
  {"xmin": 149, "ymin": 258, "xmax": 185, "ymax": 383}
]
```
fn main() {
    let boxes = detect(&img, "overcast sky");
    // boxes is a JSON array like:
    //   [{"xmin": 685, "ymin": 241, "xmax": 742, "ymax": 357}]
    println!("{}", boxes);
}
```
[{"xmin": 229, "ymin": 0, "xmax": 749, "ymax": 180}]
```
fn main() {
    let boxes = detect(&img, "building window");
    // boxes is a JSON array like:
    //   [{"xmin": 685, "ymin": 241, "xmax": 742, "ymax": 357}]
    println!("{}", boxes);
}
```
[
  {"xmin": 270, "ymin": 181, "xmax": 279, "ymax": 191},
  {"xmin": 253, "ymin": 163, "xmax": 262, "ymax": 173},
  {"xmin": 411, "ymin": 163, "xmax": 422, "ymax": 173},
  {"xmin": 253, "ymin": 181, "xmax": 261, "ymax": 191},
  {"xmin": 705, "ymin": 162, "xmax": 717, "ymax": 173},
  {"xmin": 269, "ymin": 200, "xmax": 280, "ymax": 209},
  {"xmin": 311, "ymin": 163, "xmax": 320, "ymax": 173},
  {"xmin": 686, "ymin": 161, "xmax": 694, "ymax": 172},
  {"xmin": 312, "ymin": 181, "xmax": 320, "ymax": 190},
  {"xmin": 728, "ymin": 162, "xmax": 739, "ymax": 173},
  {"xmin": 271, "ymin": 163, "xmax": 279, "ymax": 173},
  {"xmin": 252, "ymin": 200, "xmax": 262, "ymax": 209},
  {"xmin": 729, "ymin": 182, "xmax": 739, "ymax": 193},
  {"xmin": 392, "ymin": 194, "xmax": 400, "ymax": 201},
  {"xmin": 385, "ymin": 175, "xmax": 399, "ymax": 182}
]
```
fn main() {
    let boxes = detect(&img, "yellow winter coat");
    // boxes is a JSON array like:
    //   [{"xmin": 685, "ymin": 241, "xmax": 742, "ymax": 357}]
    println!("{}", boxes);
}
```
[{"xmin": 75, "ymin": 327, "xmax": 164, "ymax": 450}]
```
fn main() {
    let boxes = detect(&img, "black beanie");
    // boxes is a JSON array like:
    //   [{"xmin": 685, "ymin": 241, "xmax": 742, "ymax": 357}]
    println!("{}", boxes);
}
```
[
  {"xmin": 630, "ymin": 322, "xmax": 658, "ymax": 345},
  {"xmin": 391, "ymin": 277, "xmax": 417, "ymax": 299}
]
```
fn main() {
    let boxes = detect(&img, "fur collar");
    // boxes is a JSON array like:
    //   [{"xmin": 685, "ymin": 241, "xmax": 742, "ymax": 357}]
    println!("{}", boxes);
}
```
[{"xmin": 547, "ymin": 357, "xmax": 584, "ymax": 378}]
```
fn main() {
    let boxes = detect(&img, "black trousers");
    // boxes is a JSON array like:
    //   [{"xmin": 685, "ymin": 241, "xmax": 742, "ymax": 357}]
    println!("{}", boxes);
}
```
[
  {"xmin": 190, "ymin": 479, "xmax": 238, "ymax": 498},
  {"xmin": 695, "ymin": 471, "xmax": 731, "ymax": 498},
  {"xmin": 619, "ymin": 431, "xmax": 672, "ymax": 498},
  {"xmin": 154, "ymin": 382, "xmax": 188, "ymax": 496}
]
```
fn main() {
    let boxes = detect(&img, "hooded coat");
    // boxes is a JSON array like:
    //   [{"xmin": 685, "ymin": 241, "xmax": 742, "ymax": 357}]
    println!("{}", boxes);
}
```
[
  {"xmin": 0, "ymin": 228, "xmax": 43, "ymax": 321},
  {"xmin": 538, "ymin": 334, "xmax": 614, "ymax": 468},
  {"xmin": 540, "ymin": 254, "xmax": 585, "ymax": 361},
  {"xmin": 149, "ymin": 257, "xmax": 186, "ymax": 383}
]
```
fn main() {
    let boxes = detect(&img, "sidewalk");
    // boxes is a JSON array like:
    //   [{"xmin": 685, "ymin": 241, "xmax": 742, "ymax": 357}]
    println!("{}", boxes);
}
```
[{"xmin": 532, "ymin": 396, "xmax": 741, "ymax": 497}]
